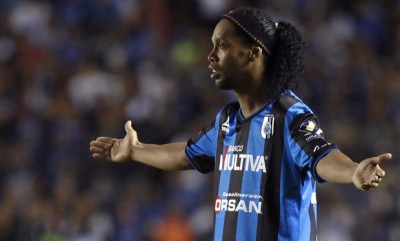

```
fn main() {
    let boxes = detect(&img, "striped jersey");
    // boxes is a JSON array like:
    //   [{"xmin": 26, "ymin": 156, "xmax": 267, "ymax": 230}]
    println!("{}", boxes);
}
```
[{"xmin": 185, "ymin": 90, "xmax": 338, "ymax": 241}]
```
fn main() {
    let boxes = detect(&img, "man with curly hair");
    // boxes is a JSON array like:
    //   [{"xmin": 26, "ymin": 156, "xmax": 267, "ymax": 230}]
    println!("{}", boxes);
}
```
[{"xmin": 90, "ymin": 7, "xmax": 391, "ymax": 241}]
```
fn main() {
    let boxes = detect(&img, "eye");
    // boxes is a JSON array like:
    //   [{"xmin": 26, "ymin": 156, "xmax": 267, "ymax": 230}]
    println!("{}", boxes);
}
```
[{"xmin": 218, "ymin": 42, "xmax": 225, "ymax": 50}]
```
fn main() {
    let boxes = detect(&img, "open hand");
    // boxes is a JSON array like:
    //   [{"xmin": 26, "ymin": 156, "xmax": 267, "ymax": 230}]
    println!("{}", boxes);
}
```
[
  {"xmin": 90, "ymin": 121, "xmax": 139, "ymax": 162},
  {"xmin": 353, "ymin": 153, "xmax": 392, "ymax": 191}
]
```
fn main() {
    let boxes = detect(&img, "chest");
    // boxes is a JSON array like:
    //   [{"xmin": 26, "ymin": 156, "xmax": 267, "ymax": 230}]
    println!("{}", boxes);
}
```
[{"xmin": 216, "ymin": 114, "xmax": 276, "ymax": 174}]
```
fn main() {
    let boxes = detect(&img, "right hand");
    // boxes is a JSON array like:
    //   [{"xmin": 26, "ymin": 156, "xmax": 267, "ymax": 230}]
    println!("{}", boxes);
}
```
[{"xmin": 90, "ymin": 121, "xmax": 140, "ymax": 162}]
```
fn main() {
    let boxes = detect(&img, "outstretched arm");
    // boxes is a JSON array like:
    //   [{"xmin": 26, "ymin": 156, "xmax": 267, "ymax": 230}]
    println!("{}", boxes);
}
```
[
  {"xmin": 90, "ymin": 121, "xmax": 192, "ymax": 171},
  {"xmin": 316, "ymin": 150, "xmax": 392, "ymax": 191}
]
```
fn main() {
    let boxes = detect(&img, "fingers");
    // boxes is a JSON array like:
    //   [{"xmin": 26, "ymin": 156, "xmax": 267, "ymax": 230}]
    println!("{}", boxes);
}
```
[
  {"xmin": 90, "ymin": 145, "xmax": 106, "ymax": 154},
  {"xmin": 362, "ymin": 173, "xmax": 385, "ymax": 191},
  {"xmin": 376, "ymin": 169, "xmax": 385, "ymax": 178},
  {"xmin": 91, "ymin": 137, "xmax": 116, "ymax": 148},
  {"xmin": 361, "ymin": 180, "xmax": 381, "ymax": 191},
  {"xmin": 90, "ymin": 137, "xmax": 117, "ymax": 159},
  {"xmin": 361, "ymin": 184, "xmax": 371, "ymax": 191},
  {"xmin": 90, "ymin": 120, "xmax": 136, "ymax": 162},
  {"xmin": 369, "ymin": 153, "xmax": 389, "ymax": 182},
  {"xmin": 125, "ymin": 120, "xmax": 133, "ymax": 134},
  {"xmin": 90, "ymin": 146, "xmax": 111, "ymax": 159},
  {"xmin": 356, "ymin": 154, "xmax": 391, "ymax": 191},
  {"xmin": 371, "ymin": 153, "xmax": 392, "ymax": 165},
  {"xmin": 359, "ymin": 154, "xmax": 390, "ymax": 191},
  {"xmin": 125, "ymin": 120, "xmax": 141, "ymax": 146},
  {"xmin": 370, "ymin": 176, "xmax": 382, "ymax": 188},
  {"xmin": 372, "ymin": 175, "xmax": 383, "ymax": 186},
  {"xmin": 94, "ymin": 137, "xmax": 117, "ymax": 145}
]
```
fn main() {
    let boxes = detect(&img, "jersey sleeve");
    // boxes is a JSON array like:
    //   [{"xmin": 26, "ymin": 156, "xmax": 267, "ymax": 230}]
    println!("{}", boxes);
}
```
[
  {"xmin": 288, "ymin": 111, "xmax": 339, "ymax": 183},
  {"xmin": 185, "ymin": 119, "xmax": 218, "ymax": 174}
]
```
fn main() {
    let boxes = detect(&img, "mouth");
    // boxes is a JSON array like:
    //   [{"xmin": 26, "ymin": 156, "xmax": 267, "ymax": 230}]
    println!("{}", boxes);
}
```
[{"xmin": 208, "ymin": 65, "xmax": 220, "ymax": 80}]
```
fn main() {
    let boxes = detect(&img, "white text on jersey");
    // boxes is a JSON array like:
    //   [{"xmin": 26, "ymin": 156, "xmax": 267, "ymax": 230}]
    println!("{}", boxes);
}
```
[
  {"xmin": 219, "ymin": 154, "xmax": 267, "ymax": 173},
  {"xmin": 215, "ymin": 196, "xmax": 262, "ymax": 214}
]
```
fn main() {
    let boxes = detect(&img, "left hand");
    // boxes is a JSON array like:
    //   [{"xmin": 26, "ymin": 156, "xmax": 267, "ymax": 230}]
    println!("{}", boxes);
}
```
[{"xmin": 353, "ymin": 153, "xmax": 392, "ymax": 191}]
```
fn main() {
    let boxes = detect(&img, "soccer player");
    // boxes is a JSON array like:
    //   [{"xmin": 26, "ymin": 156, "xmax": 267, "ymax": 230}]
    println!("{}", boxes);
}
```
[{"xmin": 90, "ymin": 7, "xmax": 391, "ymax": 241}]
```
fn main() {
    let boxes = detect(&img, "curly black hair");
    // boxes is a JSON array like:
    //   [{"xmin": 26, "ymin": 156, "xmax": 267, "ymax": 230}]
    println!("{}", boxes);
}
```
[
  {"xmin": 267, "ymin": 21, "xmax": 306, "ymax": 97},
  {"xmin": 229, "ymin": 7, "xmax": 306, "ymax": 98}
]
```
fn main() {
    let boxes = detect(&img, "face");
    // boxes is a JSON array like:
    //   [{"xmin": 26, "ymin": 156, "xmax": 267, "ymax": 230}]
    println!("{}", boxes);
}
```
[{"xmin": 208, "ymin": 19, "xmax": 252, "ymax": 90}]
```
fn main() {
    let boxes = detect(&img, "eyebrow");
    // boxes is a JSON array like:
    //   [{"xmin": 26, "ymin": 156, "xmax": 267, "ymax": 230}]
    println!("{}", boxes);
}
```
[{"xmin": 211, "ymin": 37, "xmax": 227, "ymax": 44}]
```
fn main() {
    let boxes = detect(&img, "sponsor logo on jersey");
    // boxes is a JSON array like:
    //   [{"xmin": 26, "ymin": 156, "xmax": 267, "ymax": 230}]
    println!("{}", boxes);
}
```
[
  {"xmin": 219, "ymin": 152, "xmax": 267, "ymax": 173},
  {"xmin": 227, "ymin": 145, "xmax": 244, "ymax": 152},
  {"xmin": 312, "ymin": 142, "xmax": 333, "ymax": 153},
  {"xmin": 215, "ymin": 193, "xmax": 263, "ymax": 214},
  {"xmin": 299, "ymin": 120, "xmax": 324, "ymax": 142},
  {"xmin": 221, "ymin": 116, "xmax": 230, "ymax": 135},
  {"xmin": 261, "ymin": 114, "xmax": 274, "ymax": 139}
]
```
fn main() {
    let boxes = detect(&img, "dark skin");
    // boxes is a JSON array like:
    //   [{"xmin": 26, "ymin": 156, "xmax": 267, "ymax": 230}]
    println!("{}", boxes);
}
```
[
  {"xmin": 208, "ymin": 19, "xmax": 271, "ymax": 116},
  {"xmin": 90, "ymin": 19, "xmax": 391, "ymax": 191}
]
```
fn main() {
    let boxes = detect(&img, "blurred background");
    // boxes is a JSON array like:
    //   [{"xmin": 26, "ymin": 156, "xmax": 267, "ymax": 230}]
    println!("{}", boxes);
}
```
[{"xmin": 0, "ymin": 0, "xmax": 399, "ymax": 240}]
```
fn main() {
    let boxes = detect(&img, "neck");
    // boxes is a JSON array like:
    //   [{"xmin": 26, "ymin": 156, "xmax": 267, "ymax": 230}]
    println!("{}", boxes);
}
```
[
  {"xmin": 235, "ymin": 89, "xmax": 273, "ymax": 118},
  {"xmin": 233, "ymin": 54, "xmax": 272, "ymax": 117}
]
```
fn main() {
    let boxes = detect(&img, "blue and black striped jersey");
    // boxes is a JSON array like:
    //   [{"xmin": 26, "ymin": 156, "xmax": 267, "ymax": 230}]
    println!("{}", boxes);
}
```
[{"xmin": 185, "ymin": 90, "xmax": 338, "ymax": 241}]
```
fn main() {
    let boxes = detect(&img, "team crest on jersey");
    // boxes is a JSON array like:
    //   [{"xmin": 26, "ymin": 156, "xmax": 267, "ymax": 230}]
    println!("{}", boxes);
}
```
[
  {"xmin": 261, "ymin": 114, "xmax": 274, "ymax": 139},
  {"xmin": 221, "ymin": 116, "xmax": 230, "ymax": 135}
]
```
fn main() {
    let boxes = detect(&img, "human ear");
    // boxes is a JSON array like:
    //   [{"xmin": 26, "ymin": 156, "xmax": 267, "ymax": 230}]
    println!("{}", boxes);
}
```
[{"xmin": 249, "ymin": 45, "xmax": 263, "ymax": 61}]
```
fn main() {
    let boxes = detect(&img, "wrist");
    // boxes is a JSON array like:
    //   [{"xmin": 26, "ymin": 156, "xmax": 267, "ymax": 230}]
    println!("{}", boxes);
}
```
[
  {"xmin": 352, "ymin": 163, "xmax": 364, "ymax": 189},
  {"xmin": 130, "ymin": 142, "xmax": 143, "ymax": 161}
]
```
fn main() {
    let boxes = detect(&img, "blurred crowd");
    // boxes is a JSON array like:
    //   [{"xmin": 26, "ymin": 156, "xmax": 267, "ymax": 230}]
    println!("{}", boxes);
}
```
[{"xmin": 0, "ymin": 0, "xmax": 399, "ymax": 240}]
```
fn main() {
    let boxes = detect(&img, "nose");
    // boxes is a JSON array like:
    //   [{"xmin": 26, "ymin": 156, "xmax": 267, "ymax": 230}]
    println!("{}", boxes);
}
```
[{"xmin": 208, "ymin": 49, "xmax": 217, "ymax": 63}]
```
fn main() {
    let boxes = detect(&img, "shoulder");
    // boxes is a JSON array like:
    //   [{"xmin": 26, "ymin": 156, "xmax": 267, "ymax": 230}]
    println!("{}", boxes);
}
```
[{"xmin": 273, "ymin": 90, "xmax": 314, "ymax": 124}]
